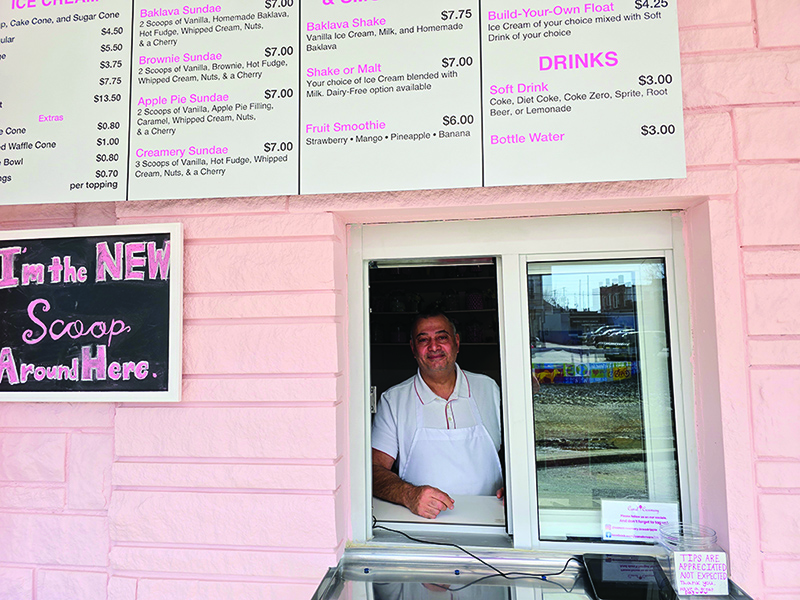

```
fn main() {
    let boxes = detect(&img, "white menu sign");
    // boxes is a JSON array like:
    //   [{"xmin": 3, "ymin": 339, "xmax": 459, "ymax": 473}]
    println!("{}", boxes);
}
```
[
  {"xmin": 0, "ymin": 0, "xmax": 684, "ymax": 203},
  {"xmin": 129, "ymin": 0, "xmax": 300, "ymax": 199}
]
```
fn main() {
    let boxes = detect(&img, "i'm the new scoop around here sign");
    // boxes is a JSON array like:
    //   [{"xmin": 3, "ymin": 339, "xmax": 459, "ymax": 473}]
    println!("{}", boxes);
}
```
[{"xmin": 0, "ymin": 224, "xmax": 182, "ymax": 402}]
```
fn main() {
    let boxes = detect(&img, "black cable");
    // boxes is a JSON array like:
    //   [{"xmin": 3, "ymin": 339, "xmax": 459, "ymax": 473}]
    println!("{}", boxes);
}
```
[
  {"xmin": 371, "ymin": 518, "xmax": 583, "ymax": 592},
  {"xmin": 425, "ymin": 563, "xmax": 583, "ymax": 593},
  {"xmin": 423, "ymin": 574, "xmax": 503, "ymax": 592},
  {"xmin": 372, "ymin": 519, "xmax": 506, "ymax": 577},
  {"xmin": 433, "ymin": 557, "xmax": 584, "ymax": 592}
]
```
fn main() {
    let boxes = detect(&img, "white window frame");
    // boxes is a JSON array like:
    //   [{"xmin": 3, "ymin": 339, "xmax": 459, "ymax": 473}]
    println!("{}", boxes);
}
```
[{"xmin": 348, "ymin": 212, "xmax": 697, "ymax": 553}]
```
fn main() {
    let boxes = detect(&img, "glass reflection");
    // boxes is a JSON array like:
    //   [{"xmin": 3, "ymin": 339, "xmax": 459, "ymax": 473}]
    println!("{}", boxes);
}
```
[
  {"xmin": 373, "ymin": 582, "xmax": 510, "ymax": 600},
  {"xmin": 527, "ymin": 259, "xmax": 680, "ymax": 541}
]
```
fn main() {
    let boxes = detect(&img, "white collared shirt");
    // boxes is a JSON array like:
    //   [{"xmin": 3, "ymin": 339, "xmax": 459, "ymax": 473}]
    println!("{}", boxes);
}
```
[{"xmin": 372, "ymin": 365, "xmax": 502, "ymax": 462}]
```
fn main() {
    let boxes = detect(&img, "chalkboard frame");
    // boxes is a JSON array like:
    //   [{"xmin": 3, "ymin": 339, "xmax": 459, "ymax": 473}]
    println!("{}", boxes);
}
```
[{"xmin": 0, "ymin": 223, "xmax": 183, "ymax": 402}]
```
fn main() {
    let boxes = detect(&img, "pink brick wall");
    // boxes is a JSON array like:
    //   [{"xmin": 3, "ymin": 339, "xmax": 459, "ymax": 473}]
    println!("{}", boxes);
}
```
[
  {"xmin": 1, "ymin": 1, "xmax": 799, "ymax": 598},
  {"xmin": 0, "ymin": 207, "xmax": 347, "ymax": 599}
]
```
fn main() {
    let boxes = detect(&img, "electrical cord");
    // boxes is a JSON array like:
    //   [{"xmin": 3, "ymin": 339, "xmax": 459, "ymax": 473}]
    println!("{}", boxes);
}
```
[
  {"xmin": 420, "ymin": 569, "xmax": 581, "ymax": 594},
  {"xmin": 371, "ymin": 518, "xmax": 583, "ymax": 592}
]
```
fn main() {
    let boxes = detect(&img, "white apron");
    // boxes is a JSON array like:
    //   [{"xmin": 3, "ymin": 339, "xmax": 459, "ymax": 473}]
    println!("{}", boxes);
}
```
[{"xmin": 399, "ymin": 378, "xmax": 503, "ymax": 496}]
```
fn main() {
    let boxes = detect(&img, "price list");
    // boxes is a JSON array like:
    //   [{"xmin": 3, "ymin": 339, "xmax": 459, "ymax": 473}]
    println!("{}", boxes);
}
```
[
  {"xmin": 129, "ymin": 0, "xmax": 299, "ymax": 199},
  {"xmin": 0, "ymin": 0, "xmax": 685, "ymax": 204},
  {"xmin": 481, "ymin": 0, "xmax": 684, "ymax": 185},
  {"xmin": 0, "ymin": 0, "xmax": 133, "ymax": 202},
  {"xmin": 300, "ymin": 0, "xmax": 482, "ymax": 194}
]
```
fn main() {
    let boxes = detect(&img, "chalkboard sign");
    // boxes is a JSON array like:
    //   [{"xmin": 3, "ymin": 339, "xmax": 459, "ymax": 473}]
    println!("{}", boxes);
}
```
[{"xmin": 0, "ymin": 224, "xmax": 182, "ymax": 402}]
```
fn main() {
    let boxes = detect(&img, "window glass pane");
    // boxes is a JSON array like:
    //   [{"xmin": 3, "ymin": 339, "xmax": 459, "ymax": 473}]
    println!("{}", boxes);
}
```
[{"xmin": 527, "ymin": 259, "xmax": 680, "ymax": 541}]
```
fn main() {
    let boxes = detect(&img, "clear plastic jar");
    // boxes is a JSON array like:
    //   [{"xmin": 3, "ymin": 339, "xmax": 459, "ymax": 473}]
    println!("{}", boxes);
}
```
[{"xmin": 659, "ymin": 523, "xmax": 729, "ymax": 597}]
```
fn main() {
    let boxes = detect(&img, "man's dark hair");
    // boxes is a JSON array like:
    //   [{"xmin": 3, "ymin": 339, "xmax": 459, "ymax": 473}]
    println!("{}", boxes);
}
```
[{"xmin": 409, "ymin": 309, "xmax": 458, "ymax": 339}]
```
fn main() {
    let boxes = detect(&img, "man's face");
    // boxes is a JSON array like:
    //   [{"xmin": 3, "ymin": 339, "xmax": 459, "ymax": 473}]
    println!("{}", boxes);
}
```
[{"xmin": 410, "ymin": 316, "xmax": 460, "ymax": 378}]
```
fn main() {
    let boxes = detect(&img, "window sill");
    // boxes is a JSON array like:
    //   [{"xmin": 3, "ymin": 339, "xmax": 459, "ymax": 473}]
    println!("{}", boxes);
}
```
[
  {"xmin": 370, "ymin": 525, "xmax": 513, "ymax": 550},
  {"xmin": 373, "ymin": 495, "xmax": 505, "ymax": 527}
]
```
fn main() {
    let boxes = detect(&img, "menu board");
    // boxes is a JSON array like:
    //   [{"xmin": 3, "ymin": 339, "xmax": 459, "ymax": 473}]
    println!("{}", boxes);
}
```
[
  {"xmin": 129, "ymin": 0, "xmax": 300, "ymax": 199},
  {"xmin": 0, "ymin": 224, "xmax": 182, "ymax": 401},
  {"xmin": 0, "ymin": 0, "xmax": 684, "ymax": 204}
]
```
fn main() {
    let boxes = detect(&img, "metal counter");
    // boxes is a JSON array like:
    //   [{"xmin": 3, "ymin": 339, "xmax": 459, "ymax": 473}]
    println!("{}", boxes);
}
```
[{"xmin": 311, "ymin": 544, "xmax": 753, "ymax": 600}]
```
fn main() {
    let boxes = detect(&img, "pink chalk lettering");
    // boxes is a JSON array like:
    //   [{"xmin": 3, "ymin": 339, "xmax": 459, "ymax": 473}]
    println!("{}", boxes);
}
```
[
  {"xmin": 108, "ymin": 359, "xmax": 148, "ymax": 381},
  {"xmin": 23, "ymin": 298, "xmax": 131, "ymax": 346},
  {"xmin": 96, "ymin": 241, "xmax": 124, "ymax": 281},
  {"xmin": 97, "ymin": 240, "xmax": 170, "ymax": 281},
  {"xmin": 121, "ymin": 361, "xmax": 137, "ymax": 379},
  {"xmin": 81, "ymin": 345, "xmax": 107, "ymax": 381},
  {"xmin": 108, "ymin": 361, "xmax": 121, "ymax": 380},
  {"xmin": 63, "ymin": 255, "xmax": 87, "ymax": 283},
  {"xmin": 0, "ymin": 347, "xmax": 20, "ymax": 384},
  {"xmin": 0, "ymin": 246, "xmax": 22, "ymax": 289},
  {"xmin": 21, "ymin": 262, "xmax": 45, "ymax": 285},
  {"xmin": 48, "ymin": 256, "xmax": 63, "ymax": 283},
  {"xmin": 125, "ymin": 242, "xmax": 146, "ymax": 280},
  {"xmin": 33, "ymin": 366, "xmax": 48, "ymax": 381},
  {"xmin": 147, "ymin": 241, "xmax": 170, "ymax": 279},
  {"xmin": 77, "ymin": 347, "xmax": 150, "ymax": 383},
  {"xmin": 18, "ymin": 359, "xmax": 79, "ymax": 383},
  {"xmin": 23, "ymin": 298, "xmax": 51, "ymax": 344},
  {"xmin": 20, "ymin": 363, "xmax": 34, "ymax": 383},
  {"xmin": 135, "ymin": 361, "xmax": 149, "ymax": 378},
  {"xmin": 58, "ymin": 363, "xmax": 77, "ymax": 380}
]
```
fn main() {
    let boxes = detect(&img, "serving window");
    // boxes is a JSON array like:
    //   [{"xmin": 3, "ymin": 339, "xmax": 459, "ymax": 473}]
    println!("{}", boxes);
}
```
[
  {"xmin": 368, "ymin": 259, "xmax": 507, "ymax": 530},
  {"xmin": 348, "ymin": 212, "xmax": 696, "ymax": 550}
]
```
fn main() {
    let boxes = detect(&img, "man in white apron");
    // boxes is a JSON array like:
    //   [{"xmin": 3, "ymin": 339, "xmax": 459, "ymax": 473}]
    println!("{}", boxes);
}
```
[{"xmin": 372, "ymin": 312, "xmax": 504, "ymax": 519}]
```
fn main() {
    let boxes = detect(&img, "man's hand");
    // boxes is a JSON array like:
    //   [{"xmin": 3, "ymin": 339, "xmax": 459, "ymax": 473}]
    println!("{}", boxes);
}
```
[
  {"xmin": 407, "ymin": 485, "xmax": 455, "ymax": 519},
  {"xmin": 372, "ymin": 448, "xmax": 455, "ymax": 519}
]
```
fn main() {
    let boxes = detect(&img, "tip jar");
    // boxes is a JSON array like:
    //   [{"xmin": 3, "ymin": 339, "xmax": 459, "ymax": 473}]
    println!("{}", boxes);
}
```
[{"xmin": 659, "ymin": 523, "xmax": 729, "ymax": 597}]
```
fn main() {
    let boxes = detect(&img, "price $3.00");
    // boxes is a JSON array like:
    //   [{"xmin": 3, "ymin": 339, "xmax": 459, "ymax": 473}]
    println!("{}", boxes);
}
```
[{"xmin": 641, "ymin": 124, "xmax": 676, "ymax": 136}]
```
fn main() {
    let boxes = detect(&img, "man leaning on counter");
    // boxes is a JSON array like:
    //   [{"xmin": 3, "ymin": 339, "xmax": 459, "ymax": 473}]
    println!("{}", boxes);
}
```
[{"xmin": 371, "ymin": 310, "xmax": 505, "ymax": 519}]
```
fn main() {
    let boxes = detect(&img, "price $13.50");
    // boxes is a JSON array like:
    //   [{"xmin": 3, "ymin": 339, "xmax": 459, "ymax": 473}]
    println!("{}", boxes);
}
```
[{"xmin": 94, "ymin": 94, "xmax": 122, "ymax": 103}]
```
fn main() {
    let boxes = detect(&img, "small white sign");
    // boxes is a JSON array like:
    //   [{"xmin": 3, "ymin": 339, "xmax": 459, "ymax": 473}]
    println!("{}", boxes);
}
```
[
  {"xmin": 601, "ymin": 500, "xmax": 679, "ymax": 543},
  {"xmin": 674, "ymin": 552, "xmax": 729, "ymax": 596}
]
